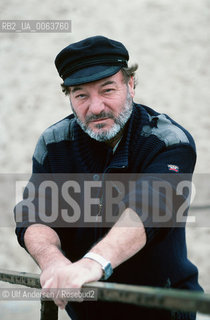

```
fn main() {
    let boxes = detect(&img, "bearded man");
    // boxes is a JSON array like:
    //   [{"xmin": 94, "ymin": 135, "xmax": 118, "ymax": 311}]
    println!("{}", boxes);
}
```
[{"xmin": 15, "ymin": 35, "xmax": 202, "ymax": 320}]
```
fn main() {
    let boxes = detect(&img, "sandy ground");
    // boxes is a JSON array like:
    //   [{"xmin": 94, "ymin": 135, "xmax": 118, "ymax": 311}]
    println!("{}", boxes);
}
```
[{"xmin": 0, "ymin": 0, "xmax": 210, "ymax": 319}]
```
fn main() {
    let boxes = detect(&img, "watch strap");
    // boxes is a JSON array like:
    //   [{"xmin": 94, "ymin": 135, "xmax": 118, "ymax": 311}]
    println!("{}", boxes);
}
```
[{"xmin": 83, "ymin": 252, "xmax": 113, "ymax": 280}]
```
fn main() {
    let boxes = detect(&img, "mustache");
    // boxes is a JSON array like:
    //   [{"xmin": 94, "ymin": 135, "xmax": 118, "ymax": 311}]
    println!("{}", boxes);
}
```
[{"xmin": 85, "ymin": 112, "xmax": 114, "ymax": 124}]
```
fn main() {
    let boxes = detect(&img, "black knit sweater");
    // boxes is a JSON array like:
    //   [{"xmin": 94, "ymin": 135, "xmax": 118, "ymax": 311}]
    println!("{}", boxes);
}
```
[{"xmin": 15, "ymin": 103, "xmax": 202, "ymax": 319}]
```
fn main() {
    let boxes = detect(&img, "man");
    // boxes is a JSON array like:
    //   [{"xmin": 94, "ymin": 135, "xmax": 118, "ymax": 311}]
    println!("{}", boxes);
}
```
[{"xmin": 15, "ymin": 35, "xmax": 203, "ymax": 319}]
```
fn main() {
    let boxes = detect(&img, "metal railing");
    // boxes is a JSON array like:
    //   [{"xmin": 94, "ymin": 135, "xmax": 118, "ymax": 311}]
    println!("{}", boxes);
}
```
[{"xmin": 1, "ymin": 268, "xmax": 210, "ymax": 319}]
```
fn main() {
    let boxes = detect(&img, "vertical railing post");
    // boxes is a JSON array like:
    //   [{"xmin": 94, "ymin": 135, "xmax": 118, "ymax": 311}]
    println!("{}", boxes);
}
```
[{"xmin": 40, "ymin": 300, "xmax": 58, "ymax": 320}]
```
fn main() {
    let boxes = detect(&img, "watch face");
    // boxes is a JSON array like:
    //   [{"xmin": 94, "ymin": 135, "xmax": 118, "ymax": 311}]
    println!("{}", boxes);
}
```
[{"xmin": 103, "ymin": 262, "xmax": 113, "ymax": 280}]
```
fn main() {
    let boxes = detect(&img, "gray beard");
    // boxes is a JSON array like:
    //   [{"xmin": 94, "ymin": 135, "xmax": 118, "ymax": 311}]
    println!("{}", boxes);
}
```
[{"xmin": 71, "ymin": 89, "xmax": 133, "ymax": 142}]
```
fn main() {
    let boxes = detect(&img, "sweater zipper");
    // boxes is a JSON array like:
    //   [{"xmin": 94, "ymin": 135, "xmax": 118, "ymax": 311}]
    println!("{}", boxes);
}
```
[
  {"xmin": 97, "ymin": 199, "xmax": 103, "ymax": 220},
  {"xmin": 96, "ymin": 165, "xmax": 127, "ymax": 221}
]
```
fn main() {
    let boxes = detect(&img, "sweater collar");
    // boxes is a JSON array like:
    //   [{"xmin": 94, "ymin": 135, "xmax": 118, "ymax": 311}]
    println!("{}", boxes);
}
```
[{"xmin": 107, "ymin": 103, "xmax": 150, "ymax": 170}]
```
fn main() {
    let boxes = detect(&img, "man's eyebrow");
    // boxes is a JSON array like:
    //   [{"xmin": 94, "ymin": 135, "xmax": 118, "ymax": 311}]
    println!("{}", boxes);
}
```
[
  {"xmin": 70, "ymin": 87, "xmax": 83, "ymax": 94},
  {"xmin": 101, "ymin": 80, "xmax": 117, "ymax": 87},
  {"xmin": 70, "ymin": 80, "xmax": 117, "ymax": 93}
]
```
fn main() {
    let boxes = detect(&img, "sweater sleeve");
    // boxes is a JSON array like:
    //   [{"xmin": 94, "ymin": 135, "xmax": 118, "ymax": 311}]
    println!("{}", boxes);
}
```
[
  {"xmin": 14, "ymin": 133, "xmax": 51, "ymax": 249},
  {"xmin": 121, "ymin": 144, "xmax": 196, "ymax": 246},
  {"xmin": 14, "ymin": 116, "xmax": 74, "ymax": 249}
]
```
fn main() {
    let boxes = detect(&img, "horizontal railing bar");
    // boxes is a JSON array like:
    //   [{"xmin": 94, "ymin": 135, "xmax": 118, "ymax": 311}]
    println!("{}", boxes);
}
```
[
  {"xmin": 86, "ymin": 281, "xmax": 210, "ymax": 315},
  {"xmin": 190, "ymin": 205, "xmax": 210, "ymax": 210},
  {"xmin": 0, "ymin": 268, "xmax": 210, "ymax": 315},
  {"xmin": 0, "ymin": 268, "xmax": 41, "ymax": 288}
]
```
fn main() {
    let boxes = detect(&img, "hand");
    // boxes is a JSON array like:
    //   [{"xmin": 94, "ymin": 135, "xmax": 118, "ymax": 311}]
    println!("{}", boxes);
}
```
[
  {"xmin": 41, "ymin": 258, "xmax": 103, "ymax": 309},
  {"xmin": 40, "ymin": 258, "xmax": 71, "ymax": 288}
]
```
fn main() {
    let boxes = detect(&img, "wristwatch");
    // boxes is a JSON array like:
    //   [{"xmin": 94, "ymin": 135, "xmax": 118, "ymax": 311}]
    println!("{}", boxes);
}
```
[{"xmin": 83, "ymin": 252, "xmax": 113, "ymax": 280}]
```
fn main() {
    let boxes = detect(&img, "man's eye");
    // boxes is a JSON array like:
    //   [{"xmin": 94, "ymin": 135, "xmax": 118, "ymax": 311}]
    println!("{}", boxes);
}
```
[
  {"xmin": 75, "ymin": 94, "xmax": 86, "ymax": 99},
  {"xmin": 104, "ymin": 88, "xmax": 114, "ymax": 93}
]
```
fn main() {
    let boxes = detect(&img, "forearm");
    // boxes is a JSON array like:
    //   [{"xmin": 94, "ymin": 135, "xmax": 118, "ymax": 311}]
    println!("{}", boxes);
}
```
[
  {"xmin": 24, "ymin": 224, "xmax": 71, "ymax": 270},
  {"xmin": 89, "ymin": 208, "xmax": 146, "ymax": 269}
]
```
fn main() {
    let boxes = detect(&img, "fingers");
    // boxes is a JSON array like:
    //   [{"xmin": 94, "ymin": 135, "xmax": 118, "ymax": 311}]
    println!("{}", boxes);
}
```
[
  {"xmin": 40, "ymin": 262, "xmax": 88, "ymax": 309},
  {"xmin": 41, "ymin": 277, "xmax": 66, "ymax": 309},
  {"xmin": 54, "ymin": 295, "xmax": 67, "ymax": 309},
  {"xmin": 42, "ymin": 277, "xmax": 53, "ymax": 288}
]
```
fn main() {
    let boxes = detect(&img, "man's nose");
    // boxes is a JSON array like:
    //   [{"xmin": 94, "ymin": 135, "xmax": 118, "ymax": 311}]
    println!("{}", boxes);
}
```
[{"xmin": 88, "ymin": 94, "xmax": 105, "ymax": 114}]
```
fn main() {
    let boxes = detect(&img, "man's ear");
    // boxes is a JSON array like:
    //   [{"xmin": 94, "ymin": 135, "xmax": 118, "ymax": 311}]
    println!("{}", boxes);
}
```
[{"xmin": 128, "ymin": 76, "xmax": 135, "ymax": 98}]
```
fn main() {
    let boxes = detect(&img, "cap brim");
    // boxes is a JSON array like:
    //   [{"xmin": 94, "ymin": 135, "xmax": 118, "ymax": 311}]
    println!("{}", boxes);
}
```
[{"xmin": 63, "ymin": 65, "xmax": 122, "ymax": 86}]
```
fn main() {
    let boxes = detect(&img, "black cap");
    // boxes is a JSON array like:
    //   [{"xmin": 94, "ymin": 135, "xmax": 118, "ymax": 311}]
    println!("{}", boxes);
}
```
[{"xmin": 55, "ymin": 35, "xmax": 129, "ymax": 86}]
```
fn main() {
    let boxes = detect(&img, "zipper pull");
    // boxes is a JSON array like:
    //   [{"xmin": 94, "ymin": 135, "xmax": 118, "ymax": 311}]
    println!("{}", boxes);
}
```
[{"xmin": 98, "ymin": 202, "xmax": 103, "ymax": 215}]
